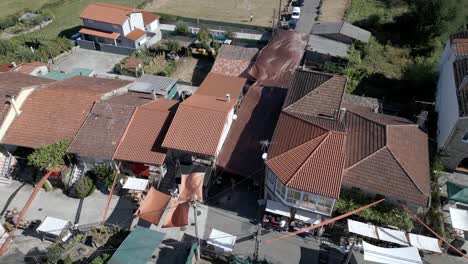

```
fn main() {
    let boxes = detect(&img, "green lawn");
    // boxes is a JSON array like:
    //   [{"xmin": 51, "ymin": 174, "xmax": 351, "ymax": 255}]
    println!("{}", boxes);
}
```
[
  {"xmin": 0, "ymin": 0, "xmax": 51, "ymax": 17},
  {"xmin": 20, "ymin": 0, "xmax": 146, "ymax": 39}
]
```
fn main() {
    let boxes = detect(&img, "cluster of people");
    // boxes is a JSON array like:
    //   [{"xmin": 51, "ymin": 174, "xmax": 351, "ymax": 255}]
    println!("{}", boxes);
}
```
[{"xmin": 262, "ymin": 214, "xmax": 288, "ymax": 232}]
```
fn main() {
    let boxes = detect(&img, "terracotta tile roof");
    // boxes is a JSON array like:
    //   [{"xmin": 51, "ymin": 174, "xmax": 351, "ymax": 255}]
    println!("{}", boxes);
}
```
[
  {"xmin": 2, "ymin": 76, "xmax": 129, "ymax": 148},
  {"xmin": 114, "ymin": 99, "xmax": 178, "ymax": 165},
  {"xmin": 0, "ymin": 72, "xmax": 55, "ymax": 125},
  {"xmin": 453, "ymin": 38, "xmax": 468, "ymax": 56},
  {"xmin": 142, "ymin": 12, "xmax": 160, "ymax": 26},
  {"xmin": 195, "ymin": 73, "xmax": 246, "ymax": 102},
  {"xmin": 162, "ymin": 95, "xmax": 232, "ymax": 156},
  {"xmin": 103, "ymin": 91, "xmax": 153, "ymax": 107},
  {"xmin": 68, "ymin": 102, "xmax": 136, "ymax": 160},
  {"xmin": 211, "ymin": 45, "xmax": 258, "ymax": 77},
  {"xmin": 80, "ymin": 2, "xmax": 140, "ymax": 25},
  {"xmin": 267, "ymin": 132, "xmax": 345, "ymax": 199},
  {"xmin": 453, "ymin": 59, "xmax": 468, "ymax": 116},
  {"xmin": 15, "ymin": 62, "xmax": 48, "ymax": 75},
  {"xmin": 126, "ymin": 29, "xmax": 145, "ymax": 41},
  {"xmin": 216, "ymin": 86, "xmax": 288, "ymax": 177},
  {"xmin": 0, "ymin": 64, "xmax": 16, "ymax": 72},
  {"xmin": 79, "ymin": 27, "xmax": 120, "ymax": 40}
]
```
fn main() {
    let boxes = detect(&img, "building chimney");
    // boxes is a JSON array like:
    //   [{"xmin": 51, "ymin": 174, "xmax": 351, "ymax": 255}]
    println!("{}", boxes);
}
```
[
  {"xmin": 9, "ymin": 96, "xmax": 21, "ymax": 116},
  {"xmin": 339, "ymin": 108, "xmax": 347, "ymax": 123},
  {"xmin": 225, "ymin": 94, "xmax": 231, "ymax": 102},
  {"xmin": 11, "ymin": 62, "xmax": 16, "ymax": 68}
]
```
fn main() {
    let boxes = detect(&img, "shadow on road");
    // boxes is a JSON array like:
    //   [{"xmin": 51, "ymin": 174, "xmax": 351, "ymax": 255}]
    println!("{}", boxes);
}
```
[{"xmin": 0, "ymin": 182, "xmax": 27, "ymax": 218}]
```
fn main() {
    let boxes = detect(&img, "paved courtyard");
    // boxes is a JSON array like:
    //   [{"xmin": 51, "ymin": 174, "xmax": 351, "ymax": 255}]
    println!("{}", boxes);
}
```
[{"xmin": 51, "ymin": 47, "xmax": 127, "ymax": 75}]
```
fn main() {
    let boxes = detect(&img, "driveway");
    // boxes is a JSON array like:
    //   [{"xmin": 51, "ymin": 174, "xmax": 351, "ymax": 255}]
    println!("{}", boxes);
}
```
[
  {"xmin": 296, "ymin": 0, "xmax": 320, "ymax": 33},
  {"xmin": 51, "ymin": 47, "xmax": 127, "ymax": 75}
]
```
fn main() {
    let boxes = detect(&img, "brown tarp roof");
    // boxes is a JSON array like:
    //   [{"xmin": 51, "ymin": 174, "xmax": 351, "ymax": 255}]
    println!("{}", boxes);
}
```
[
  {"xmin": 162, "ymin": 200, "xmax": 189, "ymax": 228},
  {"xmin": 248, "ymin": 29, "xmax": 308, "ymax": 88},
  {"xmin": 179, "ymin": 172, "xmax": 205, "ymax": 203},
  {"xmin": 216, "ymin": 85, "xmax": 288, "ymax": 178},
  {"xmin": 134, "ymin": 187, "xmax": 171, "ymax": 225}
]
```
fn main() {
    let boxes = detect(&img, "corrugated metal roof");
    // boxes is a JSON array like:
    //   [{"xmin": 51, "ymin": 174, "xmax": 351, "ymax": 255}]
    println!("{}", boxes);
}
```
[
  {"xmin": 129, "ymin": 74, "xmax": 177, "ymax": 95},
  {"xmin": 308, "ymin": 34, "xmax": 351, "ymax": 58},
  {"xmin": 311, "ymin": 22, "xmax": 371, "ymax": 43}
]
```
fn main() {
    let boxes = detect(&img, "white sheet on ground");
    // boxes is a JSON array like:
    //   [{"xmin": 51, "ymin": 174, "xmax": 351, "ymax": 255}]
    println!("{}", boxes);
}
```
[
  {"xmin": 207, "ymin": 228, "xmax": 236, "ymax": 252},
  {"xmin": 122, "ymin": 177, "xmax": 149, "ymax": 191},
  {"xmin": 347, "ymin": 219, "xmax": 378, "ymax": 239},
  {"xmin": 449, "ymin": 207, "xmax": 468, "ymax": 231},
  {"xmin": 376, "ymin": 227, "xmax": 409, "ymax": 246},
  {"xmin": 36, "ymin": 216, "xmax": 69, "ymax": 236},
  {"xmin": 408, "ymin": 233, "xmax": 441, "ymax": 253},
  {"xmin": 363, "ymin": 241, "xmax": 422, "ymax": 264}
]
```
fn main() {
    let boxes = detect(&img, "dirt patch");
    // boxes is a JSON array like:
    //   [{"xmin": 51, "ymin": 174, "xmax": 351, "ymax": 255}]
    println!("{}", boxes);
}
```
[
  {"xmin": 171, "ymin": 57, "xmax": 213, "ymax": 86},
  {"xmin": 146, "ymin": 0, "xmax": 280, "ymax": 27},
  {"xmin": 321, "ymin": 0, "xmax": 350, "ymax": 22}
]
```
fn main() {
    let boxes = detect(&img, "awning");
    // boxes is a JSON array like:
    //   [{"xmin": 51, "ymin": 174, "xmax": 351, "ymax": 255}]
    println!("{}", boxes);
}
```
[
  {"xmin": 265, "ymin": 200, "xmax": 321, "ymax": 223},
  {"xmin": 108, "ymin": 226, "xmax": 165, "ymax": 264},
  {"xmin": 449, "ymin": 207, "xmax": 468, "ymax": 231},
  {"xmin": 207, "ymin": 228, "xmax": 236, "ymax": 252},
  {"xmin": 162, "ymin": 200, "xmax": 189, "ymax": 228},
  {"xmin": 79, "ymin": 27, "xmax": 120, "ymax": 40},
  {"xmin": 134, "ymin": 187, "xmax": 171, "ymax": 225},
  {"xmin": 123, "ymin": 177, "xmax": 149, "ymax": 191},
  {"xmin": 376, "ymin": 227, "xmax": 409, "ymax": 246},
  {"xmin": 347, "ymin": 219, "xmax": 378, "ymax": 239},
  {"xmin": 36, "ymin": 216, "xmax": 70, "ymax": 236},
  {"xmin": 408, "ymin": 233, "xmax": 441, "ymax": 253},
  {"xmin": 178, "ymin": 172, "xmax": 205, "ymax": 202},
  {"xmin": 363, "ymin": 241, "xmax": 423, "ymax": 264}
]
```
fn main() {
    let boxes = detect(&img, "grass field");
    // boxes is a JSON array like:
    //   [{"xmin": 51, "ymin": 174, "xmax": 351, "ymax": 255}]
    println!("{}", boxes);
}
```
[
  {"xmin": 8, "ymin": 0, "xmax": 145, "ymax": 39},
  {"xmin": 146, "ymin": 0, "xmax": 280, "ymax": 27},
  {"xmin": 0, "ymin": 0, "xmax": 50, "ymax": 17}
]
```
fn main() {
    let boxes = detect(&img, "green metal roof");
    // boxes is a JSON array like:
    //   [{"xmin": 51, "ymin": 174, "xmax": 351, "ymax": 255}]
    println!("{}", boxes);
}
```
[
  {"xmin": 447, "ymin": 182, "xmax": 468, "ymax": 204},
  {"xmin": 108, "ymin": 226, "xmax": 165, "ymax": 264},
  {"xmin": 43, "ymin": 68, "xmax": 93, "ymax": 80}
]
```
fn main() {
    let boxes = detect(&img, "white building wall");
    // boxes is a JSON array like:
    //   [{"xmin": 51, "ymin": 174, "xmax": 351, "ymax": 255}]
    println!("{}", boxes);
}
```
[
  {"xmin": 122, "ymin": 19, "xmax": 131, "ymax": 36},
  {"xmin": 215, "ymin": 108, "xmax": 235, "ymax": 157},
  {"xmin": 0, "ymin": 88, "xmax": 35, "ymax": 141},
  {"xmin": 436, "ymin": 42, "xmax": 460, "ymax": 149},
  {"xmin": 129, "ymin": 13, "xmax": 145, "ymax": 31},
  {"xmin": 146, "ymin": 20, "xmax": 159, "ymax": 32}
]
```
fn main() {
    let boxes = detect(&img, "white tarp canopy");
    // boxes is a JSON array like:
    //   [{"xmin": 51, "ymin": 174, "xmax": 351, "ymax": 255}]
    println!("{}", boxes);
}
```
[
  {"xmin": 347, "ymin": 219, "xmax": 378, "ymax": 239},
  {"xmin": 449, "ymin": 207, "xmax": 468, "ymax": 231},
  {"xmin": 36, "ymin": 216, "xmax": 72, "ymax": 242},
  {"xmin": 265, "ymin": 200, "xmax": 321, "ymax": 224},
  {"xmin": 207, "ymin": 228, "xmax": 236, "ymax": 252},
  {"xmin": 377, "ymin": 227, "xmax": 409, "ymax": 246},
  {"xmin": 122, "ymin": 178, "xmax": 149, "ymax": 191},
  {"xmin": 363, "ymin": 241, "xmax": 423, "ymax": 264},
  {"xmin": 408, "ymin": 233, "xmax": 442, "ymax": 253}
]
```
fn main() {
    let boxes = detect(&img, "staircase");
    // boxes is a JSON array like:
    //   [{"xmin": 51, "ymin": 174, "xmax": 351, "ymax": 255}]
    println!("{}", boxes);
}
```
[{"xmin": 0, "ymin": 151, "xmax": 13, "ymax": 185}]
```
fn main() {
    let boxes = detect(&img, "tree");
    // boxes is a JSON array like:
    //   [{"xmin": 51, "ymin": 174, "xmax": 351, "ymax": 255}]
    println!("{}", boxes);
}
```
[
  {"xmin": 197, "ymin": 25, "xmax": 211, "ymax": 48},
  {"xmin": 162, "ymin": 40, "xmax": 181, "ymax": 53},
  {"xmin": 74, "ymin": 176, "xmax": 95, "ymax": 198},
  {"xmin": 28, "ymin": 140, "xmax": 70, "ymax": 170},
  {"xmin": 45, "ymin": 245, "xmax": 64, "ymax": 264},
  {"xmin": 175, "ymin": 22, "xmax": 189, "ymax": 35},
  {"xmin": 95, "ymin": 164, "xmax": 121, "ymax": 189}
]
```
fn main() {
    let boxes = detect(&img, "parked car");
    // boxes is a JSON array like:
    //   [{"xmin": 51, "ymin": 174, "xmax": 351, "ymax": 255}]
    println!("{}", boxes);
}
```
[
  {"xmin": 292, "ymin": 7, "xmax": 301, "ymax": 20},
  {"xmin": 289, "ymin": 19, "xmax": 298, "ymax": 30}
]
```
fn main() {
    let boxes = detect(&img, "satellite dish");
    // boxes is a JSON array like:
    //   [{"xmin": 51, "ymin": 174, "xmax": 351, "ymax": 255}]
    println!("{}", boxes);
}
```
[{"xmin": 262, "ymin": 153, "xmax": 268, "ymax": 160}]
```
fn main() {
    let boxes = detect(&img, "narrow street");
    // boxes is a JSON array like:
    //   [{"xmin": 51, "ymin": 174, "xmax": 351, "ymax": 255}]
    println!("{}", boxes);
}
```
[{"xmin": 295, "ymin": 0, "xmax": 320, "ymax": 33}]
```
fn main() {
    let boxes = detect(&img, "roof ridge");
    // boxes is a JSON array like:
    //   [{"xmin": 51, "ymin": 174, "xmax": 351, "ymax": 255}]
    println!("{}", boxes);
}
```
[
  {"xmin": 181, "ymin": 102, "xmax": 230, "ymax": 113},
  {"xmin": 344, "ymin": 145, "xmax": 387, "ymax": 171},
  {"xmin": 285, "ymin": 132, "xmax": 331, "ymax": 186},
  {"xmin": 385, "ymin": 134, "xmax": 429, "ymax": 196},
  {"xmin": 346, "ymin": 108, "xmax": 394, "ymax": 127},
  {"xmin": 68, "ymin": 101, "xmax": 98, "ymax": 152},
  {"xmin": 112, "ymin": 107, "xmax": 138, "ymax": 160}
]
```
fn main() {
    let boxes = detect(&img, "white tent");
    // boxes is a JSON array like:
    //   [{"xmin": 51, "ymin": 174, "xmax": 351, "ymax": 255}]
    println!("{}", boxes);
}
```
[
  {"xmin": 36, "ymin": 216, "xmax": 72, "ymax": 242},
  {"xmin": 408, "ymin": 233, "xmax": 442, "ymax": 253},
  {"xmin": 207, "ymin": 229, "xmax": 236, "ymax": 252},
  {"xmin": 347, "ymin": 219, "xmax": 378, "ymax": 239},
  {"xmin": 122, "ymin": 178, "xmax": 149, "ymax": 191},
  {"xmin": 265, "ymin": 200, "xmax": 321, "ymax": 223},
  {"xmin": 376, "ymin": 227, "xmax": 409, "ymax": 246},
  {"xmin": 363, "ymin": 241, "xmax": 423, "ymax": 264},
  {"xmin": 449, "ymin": 207, "xmax": 468, "ymax": 231}
]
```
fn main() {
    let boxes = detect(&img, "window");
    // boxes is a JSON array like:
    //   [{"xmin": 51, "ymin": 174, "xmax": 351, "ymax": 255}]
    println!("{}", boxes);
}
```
[
  {"xmin": 301, "ymin": 193, "xmax": 317, "ymax": 210},
  {"xmin": 276, "ymin": 180, "xmax": 287, "ymax": 200},
  {"xmin": 462, "ymin": 132, "xmax": 468, "ymax": 143},
  {"xmin": 286, "ymin": 188, "xmax": 301, "ymax": 206},
  {"xmin": 316, "ymin": 196, "xmax": 334, "ymax": 215},
  {"xmin": 266, "ymin": 169, "xmax": 276, "ymax": 189}
]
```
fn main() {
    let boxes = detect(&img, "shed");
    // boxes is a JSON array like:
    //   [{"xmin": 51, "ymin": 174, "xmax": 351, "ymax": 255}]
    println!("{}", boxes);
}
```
[
  {"xmin": 108, "ymin": 226, "xmax": 165, "ymax": 264},
  {"xmin": 128, "ymin": 74, "xmax": 178, "ymax": 99},
  {"xmin": 311, "ymin": 22, "xmax": 371, "ymax": 44}
]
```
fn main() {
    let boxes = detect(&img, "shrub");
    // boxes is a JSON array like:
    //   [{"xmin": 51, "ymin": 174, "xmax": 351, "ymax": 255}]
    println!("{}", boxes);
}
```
[
  {"xmin": 28, "ymin": 140, "xmax": 70, "ymax": 170},
  {"xmin": 197, "ymin": 25, "xmax": 211, "ymax": 47},
  {"xmin": 74, "ymin": 177, "xmax": 95, "ymax": 198},
  {"xmin": 0, "ymin": 39, "xmax": 18, "ymax": 56},
  {"xmin": 95, "ymin": 164, "xmax": 121, "ymax": 189},
  {"xmin": 62, "ymin": 255, "xmax": 73, "ymax": 264},
  {"xmin": 162, "ymin": 40, "xmax": 181, "ymax": 53},
  {"xmin": 90, "ymin": 253, "xmax": 111, "ymax": 264},
  {"xmin": 175, "ymin": 22, "xmax": 189, "ymax": 35},
  {"xmin": 45, "ymin": 245, "xmax": 64, "ymax": 264}
]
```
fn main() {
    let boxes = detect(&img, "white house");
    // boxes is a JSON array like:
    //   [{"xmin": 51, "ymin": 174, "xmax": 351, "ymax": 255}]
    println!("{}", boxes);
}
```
[
  {"xmin": 435, "ymin": 30, "xmax": 468, "ymax": 170},
  {"xmin": 78, "ymin": 3, "xmax": 160, "ymax": 49}
]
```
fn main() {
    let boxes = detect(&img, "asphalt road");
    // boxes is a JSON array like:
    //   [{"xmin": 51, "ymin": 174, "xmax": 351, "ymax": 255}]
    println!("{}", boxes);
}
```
[{"xmin": 296, "ymin": 0, "xmax": 320, "ymax": 33}]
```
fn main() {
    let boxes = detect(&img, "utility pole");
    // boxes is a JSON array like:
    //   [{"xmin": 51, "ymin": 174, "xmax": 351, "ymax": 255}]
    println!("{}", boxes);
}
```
[
  {"xmin": 253, "ymin": 223, "xmax": 262, "ymax": 261},
  {"xmin": 278, "ymin": 0, "xmax": 282, "ymax": 23},
  {"xmin": 272, "ymin": 9, "xmax": 276, "ymax": 31},
  {"xmin": 191, "ymin": 195, "xmax": 201, "ymax": 260}
]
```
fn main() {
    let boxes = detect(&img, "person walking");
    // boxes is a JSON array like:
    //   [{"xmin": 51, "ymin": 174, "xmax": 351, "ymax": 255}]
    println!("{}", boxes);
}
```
[
  {"xmin": 279, "ymin": 218, "xmax": 287, "ymax": 232},
  {"xmin": 250, "ymin": 13, "xmax": 254, "ymax": 22}
]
